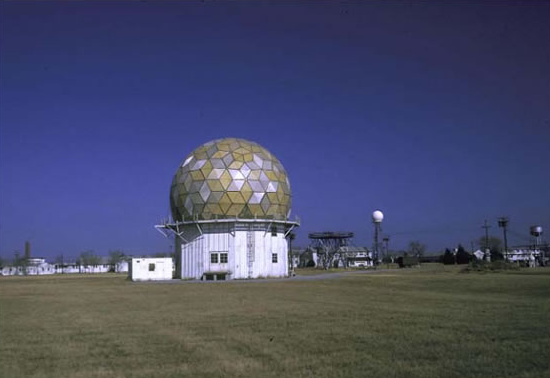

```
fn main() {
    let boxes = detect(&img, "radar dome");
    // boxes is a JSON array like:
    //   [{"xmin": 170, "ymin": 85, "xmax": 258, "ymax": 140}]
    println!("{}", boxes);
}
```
[
  {"xmin": 372, "ymin": 210, "xmax": 384, "ymax": 223},
  {"xmin": 170, "ymin": 138, "xmax": 292, "ymax": 221},
  {"xmin": 530, "ymin": 225, "xmax": 543, "ymax": 237}
]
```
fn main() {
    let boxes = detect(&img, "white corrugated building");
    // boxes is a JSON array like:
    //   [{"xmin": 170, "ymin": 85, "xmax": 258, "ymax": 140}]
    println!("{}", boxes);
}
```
[{"xmin": 174, "ymin": 221, "xmax": 294, "ymax": 280}]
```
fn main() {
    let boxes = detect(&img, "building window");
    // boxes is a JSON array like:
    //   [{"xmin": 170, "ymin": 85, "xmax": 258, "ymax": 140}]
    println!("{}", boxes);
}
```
[
  {"xmin": 211, "ymin": 253, "xmax": 219, "ymax": 263},
  {"xmin": 220, "ymin": 253, "xmax": 228, "ymax": 263},
  {"xmin": 272, "ymin": 253, "xmax": 278, "ymax": 263},
  {"xmin": 271, "ymin": 225, "xmax": 277, "ymax": 236},
  {"xmin": 149, "ymin": 263, "xmax": 155, "ymax": 271}
]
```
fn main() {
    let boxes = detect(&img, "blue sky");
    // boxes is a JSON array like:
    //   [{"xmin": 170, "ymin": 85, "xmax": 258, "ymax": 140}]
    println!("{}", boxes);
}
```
[{"xmin": 1, "ymin": 1, "xmax": 549, "ymax": 259}]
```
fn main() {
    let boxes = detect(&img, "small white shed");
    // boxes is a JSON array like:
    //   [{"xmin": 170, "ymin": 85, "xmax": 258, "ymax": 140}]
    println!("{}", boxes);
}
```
[
  {"xmin": 129, "ymin": 258, "xmax": 173, "ymax": 281},
  {"xmin": 473, "ymin": 249, "xmax": 485, "ymax": 261}
]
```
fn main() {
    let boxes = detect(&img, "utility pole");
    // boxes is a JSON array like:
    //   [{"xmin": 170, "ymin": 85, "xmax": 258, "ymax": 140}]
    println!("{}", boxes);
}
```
[
  {"xmin": 498, "ymin": 217, "xmax": 509, "ymax": 260},
  {"xmin": 482, "ymin": 220, "xmax": 491, "ymax": 252}
]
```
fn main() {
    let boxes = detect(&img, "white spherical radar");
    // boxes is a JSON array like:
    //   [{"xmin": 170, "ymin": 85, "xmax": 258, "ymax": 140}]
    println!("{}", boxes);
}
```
[{"xmin": 372, "ymin": 209, "xmax": 384, "ymax": 223}]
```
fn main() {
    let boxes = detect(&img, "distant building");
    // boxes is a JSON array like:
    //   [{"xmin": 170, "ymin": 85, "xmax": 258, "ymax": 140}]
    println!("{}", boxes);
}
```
[
  {"xmin": 0, "ymin": 255, "xmax": 130, "ymax": 276},
  {"xmin": 116, "ymin": 260, "xmax": 129, "ymax": 273},
  {"xmin": 0, "ymin": 257, "xmax": 56, "ymax": 276},
  {"xmin": 79, "ymin": 264, "xmax": 111, "ymax": 274},
  {"xmin": 296, "ymin": 246, "xmax": 372, "ymax": 268},
  {"xmin": 54, "ymin": 263, "xmax": 81, "ymax": 274},
  {"xmin": 472, "ymin": 248, "xmax": 545, "ymax": 267},
  {"xmin": 473, "ymin": 249, "xmax": 485, "ymax": 260},
  {"xmin": 343, "ymin": 247, "xmax": 373, "ymax": 268},
  {"xmin": 507, "ymin": 248, "xmax": 541, "ymax": 267}
]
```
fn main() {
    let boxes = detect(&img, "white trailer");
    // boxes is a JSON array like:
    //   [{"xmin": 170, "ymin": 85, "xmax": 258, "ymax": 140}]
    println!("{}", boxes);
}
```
[{"xmin": 129, "ymin": 258, "xmax": 173, "ymax": 281}]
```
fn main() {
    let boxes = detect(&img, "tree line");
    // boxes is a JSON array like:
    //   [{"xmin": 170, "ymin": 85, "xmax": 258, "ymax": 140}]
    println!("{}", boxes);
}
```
[
  {"xmin": 441, "ymin": 236, "xmax": 504, "ymax": 265},
  {"xmin": 384, "ymin": 236, "xmax": 505, "ymax": 266}
]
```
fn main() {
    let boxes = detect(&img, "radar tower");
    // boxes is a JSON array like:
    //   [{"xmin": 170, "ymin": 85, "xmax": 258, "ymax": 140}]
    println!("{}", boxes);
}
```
[
  {"xmin": 530, "ymin": 225, "xmax": 544, "ymax": 266},
  {"xmin": 372, "ymin": 210, "xmax": 384, "ymax": 265}
]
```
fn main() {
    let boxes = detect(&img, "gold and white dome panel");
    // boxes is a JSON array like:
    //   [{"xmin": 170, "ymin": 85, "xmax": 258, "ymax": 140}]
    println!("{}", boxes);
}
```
[{"xmin": 170, "ymin": 138, "xmax": 292, "ymax": 221}]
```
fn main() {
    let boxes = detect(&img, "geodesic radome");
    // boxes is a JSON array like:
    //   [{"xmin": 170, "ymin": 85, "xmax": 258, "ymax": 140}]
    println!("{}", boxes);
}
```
[{"xmin": 170, "ymin": 138, "xmax": 292, "ymax": 221}]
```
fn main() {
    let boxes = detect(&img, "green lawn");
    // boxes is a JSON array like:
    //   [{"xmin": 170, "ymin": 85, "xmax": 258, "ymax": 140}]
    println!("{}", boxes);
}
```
[{"xmin": 1, "ymin": 268, "xmax": 549, "ymax": 378}]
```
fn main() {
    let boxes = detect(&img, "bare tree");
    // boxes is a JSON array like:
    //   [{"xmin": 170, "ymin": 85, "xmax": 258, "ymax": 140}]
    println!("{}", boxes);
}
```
[
  {"xmin": 78, "ymin": 250, "xmax": 101, "ymax": 266},
  {"xmin": 309, "ymin": 233, "xmax": 353, "ymax": 270},
  {"xmin": 315, "ymin": 246, "xmax": 336, "ymax": 269},
  {"xmin": 108, "ymin": 250, "xmax": 125, "ymax": 272},
  {"xmin": 478, "ymin": 236, "xmax": 502, "ymax": 253},
  {"xmin": 337, "ymin": 248, "xmax": 351, "ymax": 269},
  {"xmin": 408, "ymin": 241, "xmax": 426, "ymax": 258}
]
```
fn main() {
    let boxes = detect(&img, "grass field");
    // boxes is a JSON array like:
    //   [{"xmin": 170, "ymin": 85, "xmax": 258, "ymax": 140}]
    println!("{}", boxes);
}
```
[{"xmin": 1, "ymin": 267, "xmax": 549, "ymax": 378}]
